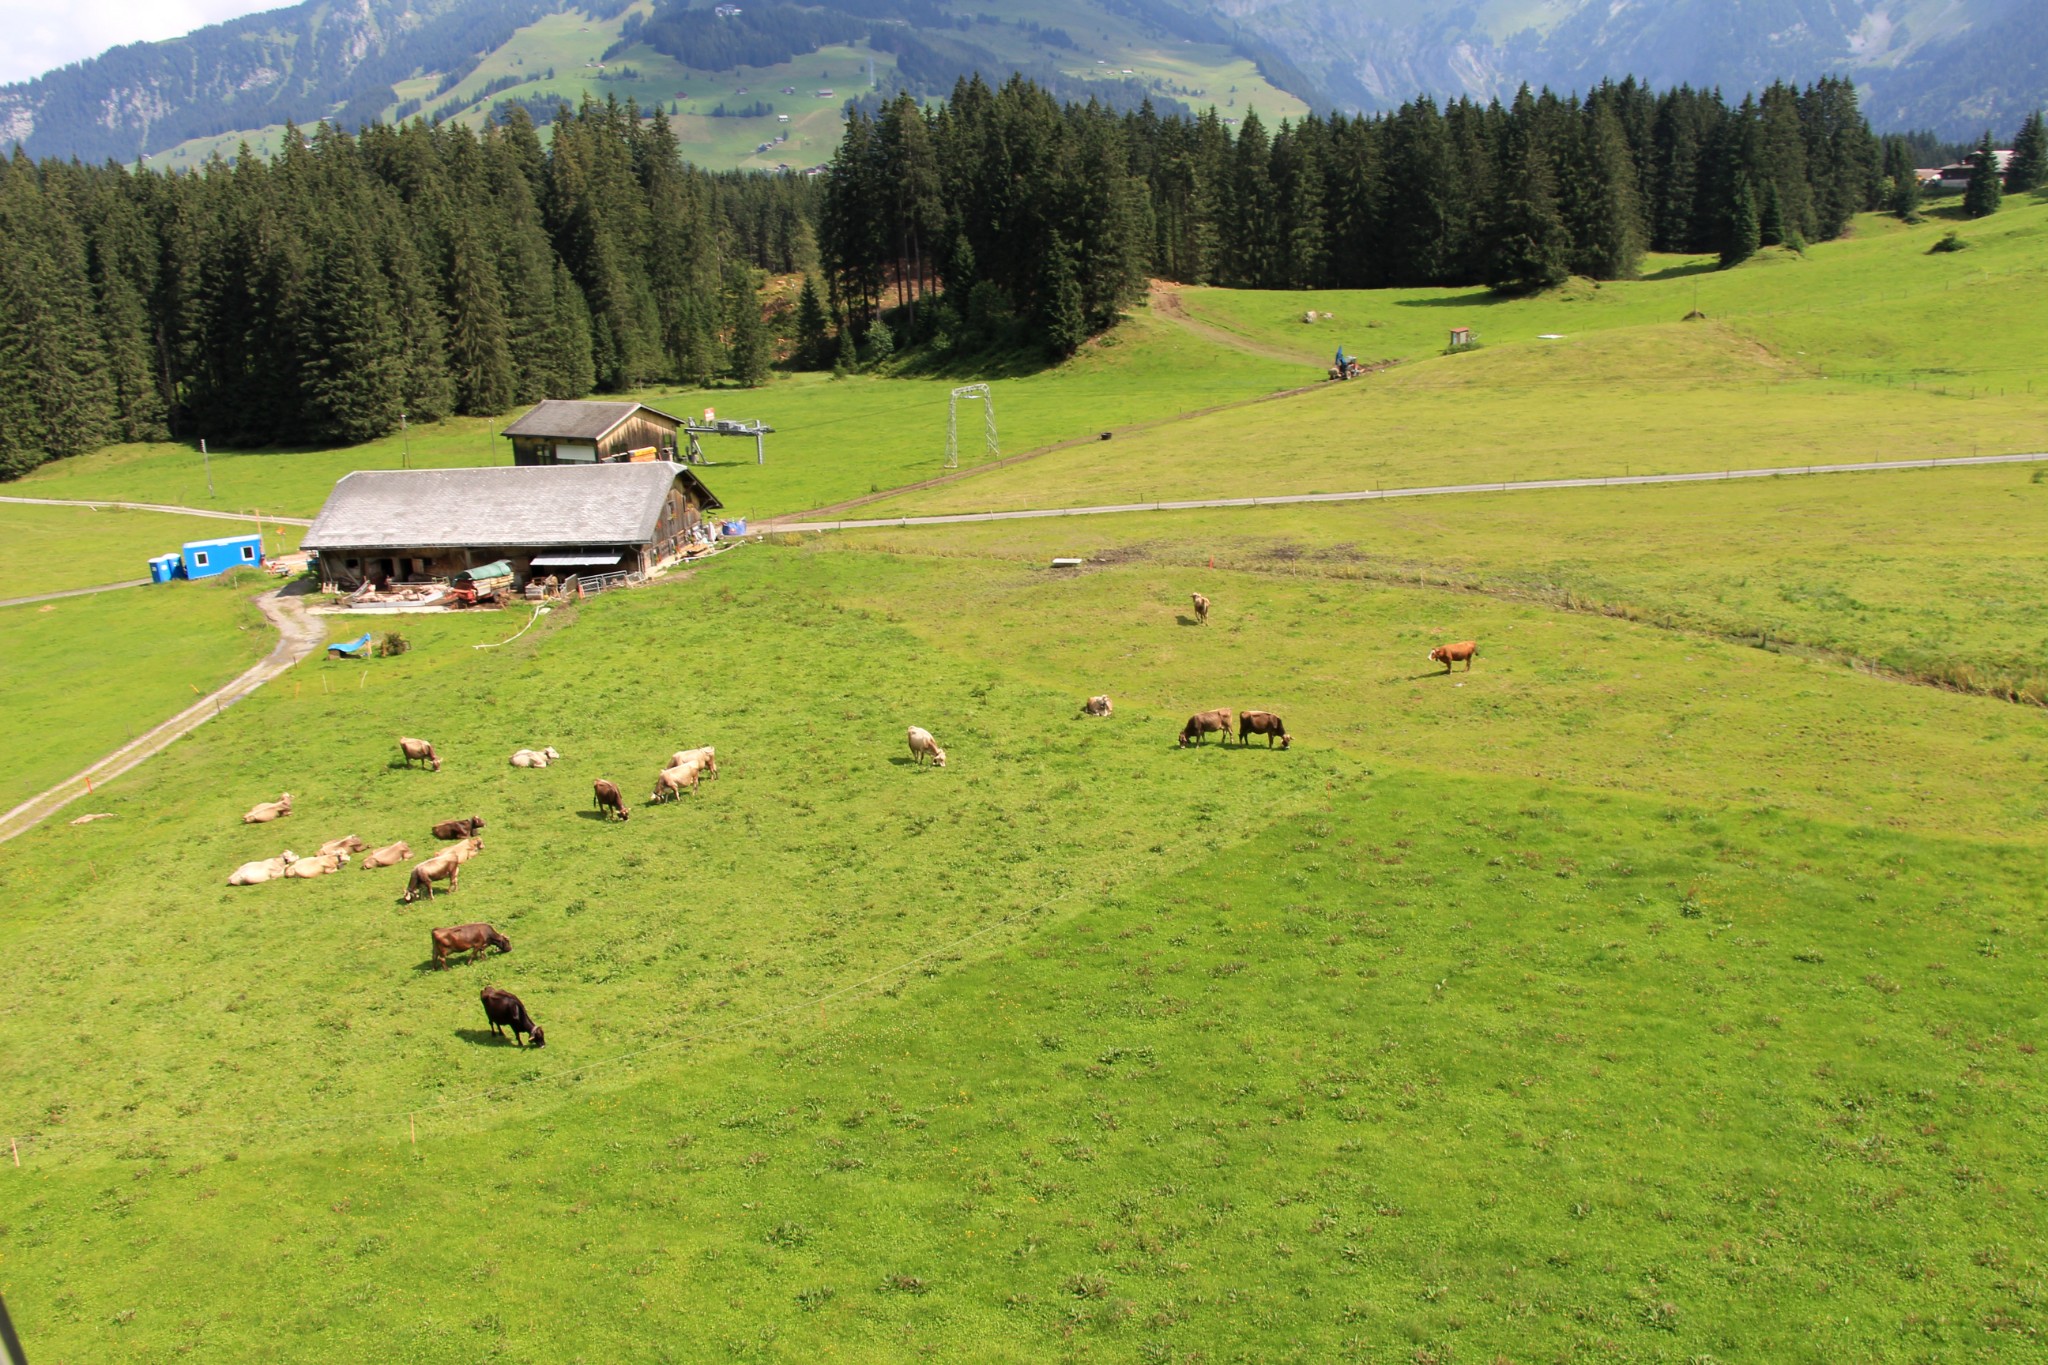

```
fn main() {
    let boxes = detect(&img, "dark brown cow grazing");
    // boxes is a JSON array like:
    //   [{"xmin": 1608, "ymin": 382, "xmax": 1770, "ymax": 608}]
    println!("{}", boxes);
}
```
[
  {"xmin": 432, "ymin": 814, "xmax": 485, "ymax": 840},
  {"xmin": 1429, "ymin": 640, "xmax": 1480, "ymax": 673},
  {"xmin": 592, "ymin": 779, "xmax": 629, "ymax": 821},
  {"xmin": 398, "ymin": 737, "xmax": 441, "ymax": 771},
  {"xmin": 1178, "ymin": 708, "xmax": 1234, "ymax": 747},
  {"xmin": 432, "ymin": 922, "xmax": 510, "ymax": 969},
  {"xmin": 1191, "ymin": 592, "xmax": 1210, "ymax": 625},
  {"xmin": 480, "ymin": 987, "xmax": 544, "ymax": 1047},
  {"xmin": 1238, "ymin": 710, "xmax": 1291, "ymax": 748}
]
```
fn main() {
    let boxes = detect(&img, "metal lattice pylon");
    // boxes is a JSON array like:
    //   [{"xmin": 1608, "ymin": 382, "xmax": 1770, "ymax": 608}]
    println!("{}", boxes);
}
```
[{"xmin": 945, "ymin": 383, "xmax": 998, "ymax": 469}]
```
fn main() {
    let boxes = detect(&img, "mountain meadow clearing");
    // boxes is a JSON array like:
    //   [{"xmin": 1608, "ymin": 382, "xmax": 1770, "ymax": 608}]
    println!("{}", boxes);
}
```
[{"xmin": 2, "ymin": 202, "xmax": 2046, "ymax": 1362}]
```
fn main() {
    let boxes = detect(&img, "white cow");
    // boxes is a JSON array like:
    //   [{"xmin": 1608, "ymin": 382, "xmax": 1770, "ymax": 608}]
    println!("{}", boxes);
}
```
[
  {"xmin": 227, "ymin": 851, "xmax": 300, "ymax": 886},
  {"xmin": 510, "ymin": 747, "xmax": 560, "ymax": 768},
  {"xmin": 907, "ymin": 726, "xmax": 947, "ymax": 768}
]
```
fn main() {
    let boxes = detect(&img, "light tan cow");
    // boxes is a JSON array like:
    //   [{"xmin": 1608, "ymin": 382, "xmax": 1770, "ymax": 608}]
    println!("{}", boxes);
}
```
[
  {"xmin": 318, "ymin": 835, "xmax": 367, "ymax": 857},
  {"xmin": 358, "ymin": 840, "xmax": 412, "ymax": 870},
  {"xmin": 907, "ymin": 726, "xmax": 947, "ymax": 768},
  {"xmin": 227, "ymin": 851, "xmax": 299, "ymax": 885},
  {"xmin": 1191, "ymin": 593, "xmax": 1210, "ymax": 625},
  {"xmin": 398, "ymin": 737, "xmax": 441, "ymax": 771},
  {"xmin": 284, "ymin": 850, "xmax": 350, "ymax": 878},
  {"xmin": 667, "ymin": 746, "xmax": 718, "ymax": 779},
  {"xmin": 510, "ymin": 747, "xmax": 559, "ymax": 768},
  {"xmin": 404, "ymin": 836, "xmax": 483, "ymax": 903},
  {"xmin": 1083, "ymin": 695, "xmax": 1113, "ymax": 717},
  {"xmin": 242, "ymin": 793, "xmax": 292, "ymax": 824},
  {"xmin": 651, "ymin": 758, "xmax": 707, "ymax": 803}
]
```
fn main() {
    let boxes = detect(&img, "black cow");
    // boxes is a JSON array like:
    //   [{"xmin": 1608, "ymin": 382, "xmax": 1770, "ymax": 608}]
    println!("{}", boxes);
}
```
[{"xmin": 480, "ymin": 986, "xmax": 545, "ymax": 1047}]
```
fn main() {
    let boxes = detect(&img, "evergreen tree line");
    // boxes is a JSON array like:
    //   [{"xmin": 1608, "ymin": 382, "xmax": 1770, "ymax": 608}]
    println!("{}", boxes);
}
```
[
  {"xmin": 817, "ymin": 74, "xmax": 1908, "ymax": 360},
  {"xmin": 0, "ymin": 97, "xmax": 824, "ymax": 477}
]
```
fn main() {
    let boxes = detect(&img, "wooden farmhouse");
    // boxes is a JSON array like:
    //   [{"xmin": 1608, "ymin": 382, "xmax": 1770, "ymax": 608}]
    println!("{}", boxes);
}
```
[
  {"xmin": 301, "ymin": 462, "xmax": 721, "ymax": 592},
  {"xmin": 502, "ymin": 400, "xmax": 686, "ymax": 466}
]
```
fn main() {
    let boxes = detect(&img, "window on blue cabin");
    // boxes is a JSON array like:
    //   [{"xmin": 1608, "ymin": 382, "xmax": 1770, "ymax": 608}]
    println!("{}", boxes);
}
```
[
  {"xmin": 194, "ymin": 552, "xmax": 209, "ymax": 567},
  {"xmin": 242, "ymin": 545, "xmax": 256, "ymax": 560}
]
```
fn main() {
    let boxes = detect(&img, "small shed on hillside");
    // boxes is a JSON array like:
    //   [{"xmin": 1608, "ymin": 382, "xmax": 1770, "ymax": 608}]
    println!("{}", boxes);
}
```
[
  {"xmin": 302, "ymin": 463, "xmax": 722, "ymax": 592},
  {"xmin": 181, "ymin": 534, "xmax": 263, "ymax": 580},
  {"xmin": 502, "ymin": 400, "xmax": 686, "ymax": 466},
  {"xmin": 1448, "ymin": 327, "xmax": 1474, "ymax": 349}
]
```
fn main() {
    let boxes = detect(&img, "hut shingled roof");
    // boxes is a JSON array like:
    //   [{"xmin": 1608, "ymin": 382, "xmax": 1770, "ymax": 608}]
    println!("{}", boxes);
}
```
[{"xmin": 302, "ymin": 463, "xmax": 720, "ymax": 552}]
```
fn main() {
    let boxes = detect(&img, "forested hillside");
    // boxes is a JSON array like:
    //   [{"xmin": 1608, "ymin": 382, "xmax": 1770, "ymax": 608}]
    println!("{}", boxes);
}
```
[
  {"xmin": 0, "ymin": 102, "xmax": 816, "ymax": 473},
  {"xmin": 818, "ymin": 76, "xmax": 1896, "ymax": 358}
]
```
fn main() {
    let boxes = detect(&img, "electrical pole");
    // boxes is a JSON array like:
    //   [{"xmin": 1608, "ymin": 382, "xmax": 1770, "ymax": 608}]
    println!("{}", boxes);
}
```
[{"xmin": 202, "ymin": 439, "xmax": 213, "ymax": 498}]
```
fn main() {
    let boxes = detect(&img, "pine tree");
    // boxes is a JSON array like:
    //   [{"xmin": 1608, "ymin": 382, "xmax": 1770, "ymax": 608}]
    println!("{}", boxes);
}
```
[
  {"xmin": 2007, "ymin": 111, "xmax": 2047, "ymax": 194},
  {"xmin": 726, "ymin": 270, "xmax": 771, "ymax": 387},
  {"xmin": 1882, "ymin": 137, "xmax": 1923, "ymax": 219},
  {"xmin": 1041, "ymin": 233, "xmax": 1086, "ymax": 358},
  {"xmin": 1570, "ymin": 102, "xmax": 1645, "ymax": 279},
  {"xmin": 1964, "ymin": 132, "xmax": 2004, "ymax": 218},
  {"xmin": 1486, "ymin": 89, "xmax": 1569, "ymax": 292},
  {"xmin": 446, "ymin": 219, "xmax": 516, "ymax": 415},
  {"xmin": 793, "ymin": 274, "xmax": 829, "ymax": 369},
  {"xmin": 1721, "ymin": 176, "xmax": 1760, "ymax": 268},
  {"xmin": 548, "ymin": 259, "xmax": 596, "ymax": 398},
  {"xmin": 296, "ymin": 228, "xmax": 404, "ymax": 444}
]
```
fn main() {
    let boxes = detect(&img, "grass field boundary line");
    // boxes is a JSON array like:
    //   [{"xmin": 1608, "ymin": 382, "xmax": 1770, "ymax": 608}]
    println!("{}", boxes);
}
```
[
  {"xmin": 771, "ymin": 451, "xmax": 2048, "ymax": 532},
  {"xmin": 0, "ymin": 588, "xmax": 325, "ymax": 846},
  {"xmin": 0, "ymin": 842, "xmax": 1179, "ymax": 1156},
  {"xmin": 0, "ymin": 495, "xmax": 316, "ymax": 527},
  {"xmin": 0, "ymin": 578, "xmax": 149, "ymax": 608}
]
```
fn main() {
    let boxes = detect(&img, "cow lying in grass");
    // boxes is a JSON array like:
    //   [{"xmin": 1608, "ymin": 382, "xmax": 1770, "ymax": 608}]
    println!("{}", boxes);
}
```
[
  {"xmin": 907, "ymin": 726, "xmax": 947, "ymax": 768},
  {"xmin": 432, "ymin": 815, "xmax": 485, "ymax": 840},
  {"xmin": 510, "ymin": 747, "xmax": 559, "ymax": 768},
  {"xmin": 284, "ymin": 850, "xmax": 349, "ymax": 877},
  {"xmin": 432, "ymin": 923, "xmax": 509, "ymax": 969},
  {"xmin": 227, "ymin": 851, "xmax": 298, "ymax": 885},
  {"xmin": 318, "ymin": 835, "xmax": 366, "ymax": 856},
  {"xmin": 242, "ymin": 793, "xmax": 292, "ymax": 824},
  {"xmin": 480, "ymin": 986, "xmax": 544, "ymax": 1047},
  {"xmin": 398, "ymin": 737, "xmax": 442, "ymax": 771},
  {"xmin": 1083, "ymin": 695, "xmax": 1113, "ymax": 717},
  {"xmin": 358, "ymin": 840, "xmax": 411, "ymax": 870},
  {"xmin": 1237, "ymin": 710, "xmax": 1291, "ymax": 748},
  {"xmin": 1178, "ymin": 709, "xmax": 1233, "ymax": 747},
  {"xmin": 404, "ymin": 836, "xmax": 483, "ymax": 903}
]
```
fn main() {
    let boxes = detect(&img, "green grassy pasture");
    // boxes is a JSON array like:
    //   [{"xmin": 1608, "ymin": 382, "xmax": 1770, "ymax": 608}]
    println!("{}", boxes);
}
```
[
  {"xmin": 861, "ymin": 319, "xmax": 2048, "ymax": 516},
  {"xmin": 0, "ymin": 574, "xmax": 279, "ymax": 811},
  {"xmin": 0, "ymin": 503, "xmax": 302, "ymax": 598},
  {"xmin": 838, "ymin": 463, "xmax": 2048, "ymax": 705},
  {"xmin": 8, "ymin": 311, "xmax": 1304, "ymax": 521},
  {"xmin": 1, "ymin": 546, "xmax": 2043, "ymax": 1360}
]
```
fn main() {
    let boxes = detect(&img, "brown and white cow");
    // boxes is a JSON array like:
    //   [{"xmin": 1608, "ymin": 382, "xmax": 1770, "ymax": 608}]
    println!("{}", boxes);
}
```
[
  {"xmin": 242, "ymin": 793, "xmax": 292, "ymax": 824},
  {"xmin": 1178, "ymin": 708, "xmax": 1233, "ymax": 747},
  {"xmin": 398, "ymin": 737, "xmax": 442, "ymax": 771},
  {"xmin": 1429, "ymin": 640, "xmax": 1479, "ymax": 673},
  {"xmin": 432, "ymin": 922, "xmax": 510, "ymax": 969},
  {"xmin": 1237, "ymin": 710, "xmax": 1291, "ymax": 749},
  {"xmin": 1083, "ymin": 695, "xmax": 1113, "ymax": 717},
  {"xmin": 592, "ymin": 779, "xmax": 630, "ymax": 821},
  {"xmin": 358, "ymin": 840, "xmax": 411, "ymax": 870},
  {"xmin": 404, "ymin": 836, "xmax": 483, "ymax": 903}
]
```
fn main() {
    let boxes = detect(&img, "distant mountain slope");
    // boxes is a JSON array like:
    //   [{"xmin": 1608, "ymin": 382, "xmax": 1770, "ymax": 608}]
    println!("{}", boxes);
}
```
[{"xmin": 3, "ymin": 0, "xmax": 2043, "ymax": 166}]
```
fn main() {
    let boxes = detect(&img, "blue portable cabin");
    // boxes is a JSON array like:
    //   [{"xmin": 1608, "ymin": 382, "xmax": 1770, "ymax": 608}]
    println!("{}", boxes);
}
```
[
  {"xmin": 147, "ymin": 553, "xmax": 182, "ymax": 584},
  {"xmin": 181, "ymin": 534, "xmax": 263, "ymax": 580}
]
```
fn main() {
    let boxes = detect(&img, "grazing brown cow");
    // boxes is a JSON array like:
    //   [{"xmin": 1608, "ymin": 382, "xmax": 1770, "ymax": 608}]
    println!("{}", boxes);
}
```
[
  {"xmin": 432, "ymin": 815, "xmax": 485, "ymax": 840},
  {"xmin": 432, "ymin": 922, "xmax": 510, "ymax": 969},
  {"xmin": 1178, "ymin": 708, "xmax": 1233, "ymax": 747},
  {"xmin": 1238, "ymin": 710, "xmax": 1291, "ymax": 749},
  {"xmin": 403, "ymin": 836, "xmax": 483, "ymax": 903},
  {"xmin": 398, "ymin": 737, "xmax": 442, "ymax": 771},
  {"xmin": 318, "ymin": 834, "xmax": 366, "ymax": 857},
  {"xmin": 1082, "ymin": 695, "xmax": 1113, "ymax": 717},
  {"xmin": 1191, "ymin": 592, "xmax": 1210, "ymax": 625},
  {"xmin": 358, "ymin": 840, "xmax": 411, "ymax": 870},
  {"xmin": 592, "ymin": 779, "xmax": 630, "ymax": 821},
  {"xmin": 1429, "ymin": 640, "xmax": 1479, "ymax": 673},
  {"xmin": 480, "ymin": 986, "xmax": 544, "ymax": 1047},
  {"xmin": 242, "ymin": 793, "xmax": 292, "ymax": 824},
  {"xmin": 906, "ymin": 726, "xmax": 947, "ymax": 768}
]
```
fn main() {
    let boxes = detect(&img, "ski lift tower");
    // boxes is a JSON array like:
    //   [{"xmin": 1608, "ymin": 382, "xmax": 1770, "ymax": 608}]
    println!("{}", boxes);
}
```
[
  {"xmin": 680, "ymin": 411, "xmax": 776, "ymax": 465},
  {"xmin": 945, "ymin": 383, "xmax": 998, "ymax": 470}
]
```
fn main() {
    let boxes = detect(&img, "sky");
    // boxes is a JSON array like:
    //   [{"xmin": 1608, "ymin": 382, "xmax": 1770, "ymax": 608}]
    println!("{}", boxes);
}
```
[{"xmin": 0, "ymin": 0, "xmax": 283, "ymax": 85}]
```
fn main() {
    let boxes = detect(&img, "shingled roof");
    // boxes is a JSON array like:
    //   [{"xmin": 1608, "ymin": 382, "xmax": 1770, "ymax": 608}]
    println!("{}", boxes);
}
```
[
  {"xmin": 302, "ymin": 463, "xmax": 720, "ymax": 552},
  {"xmin": 500, "ymin": 400, "xmax": 683, "ymax": 441}
]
